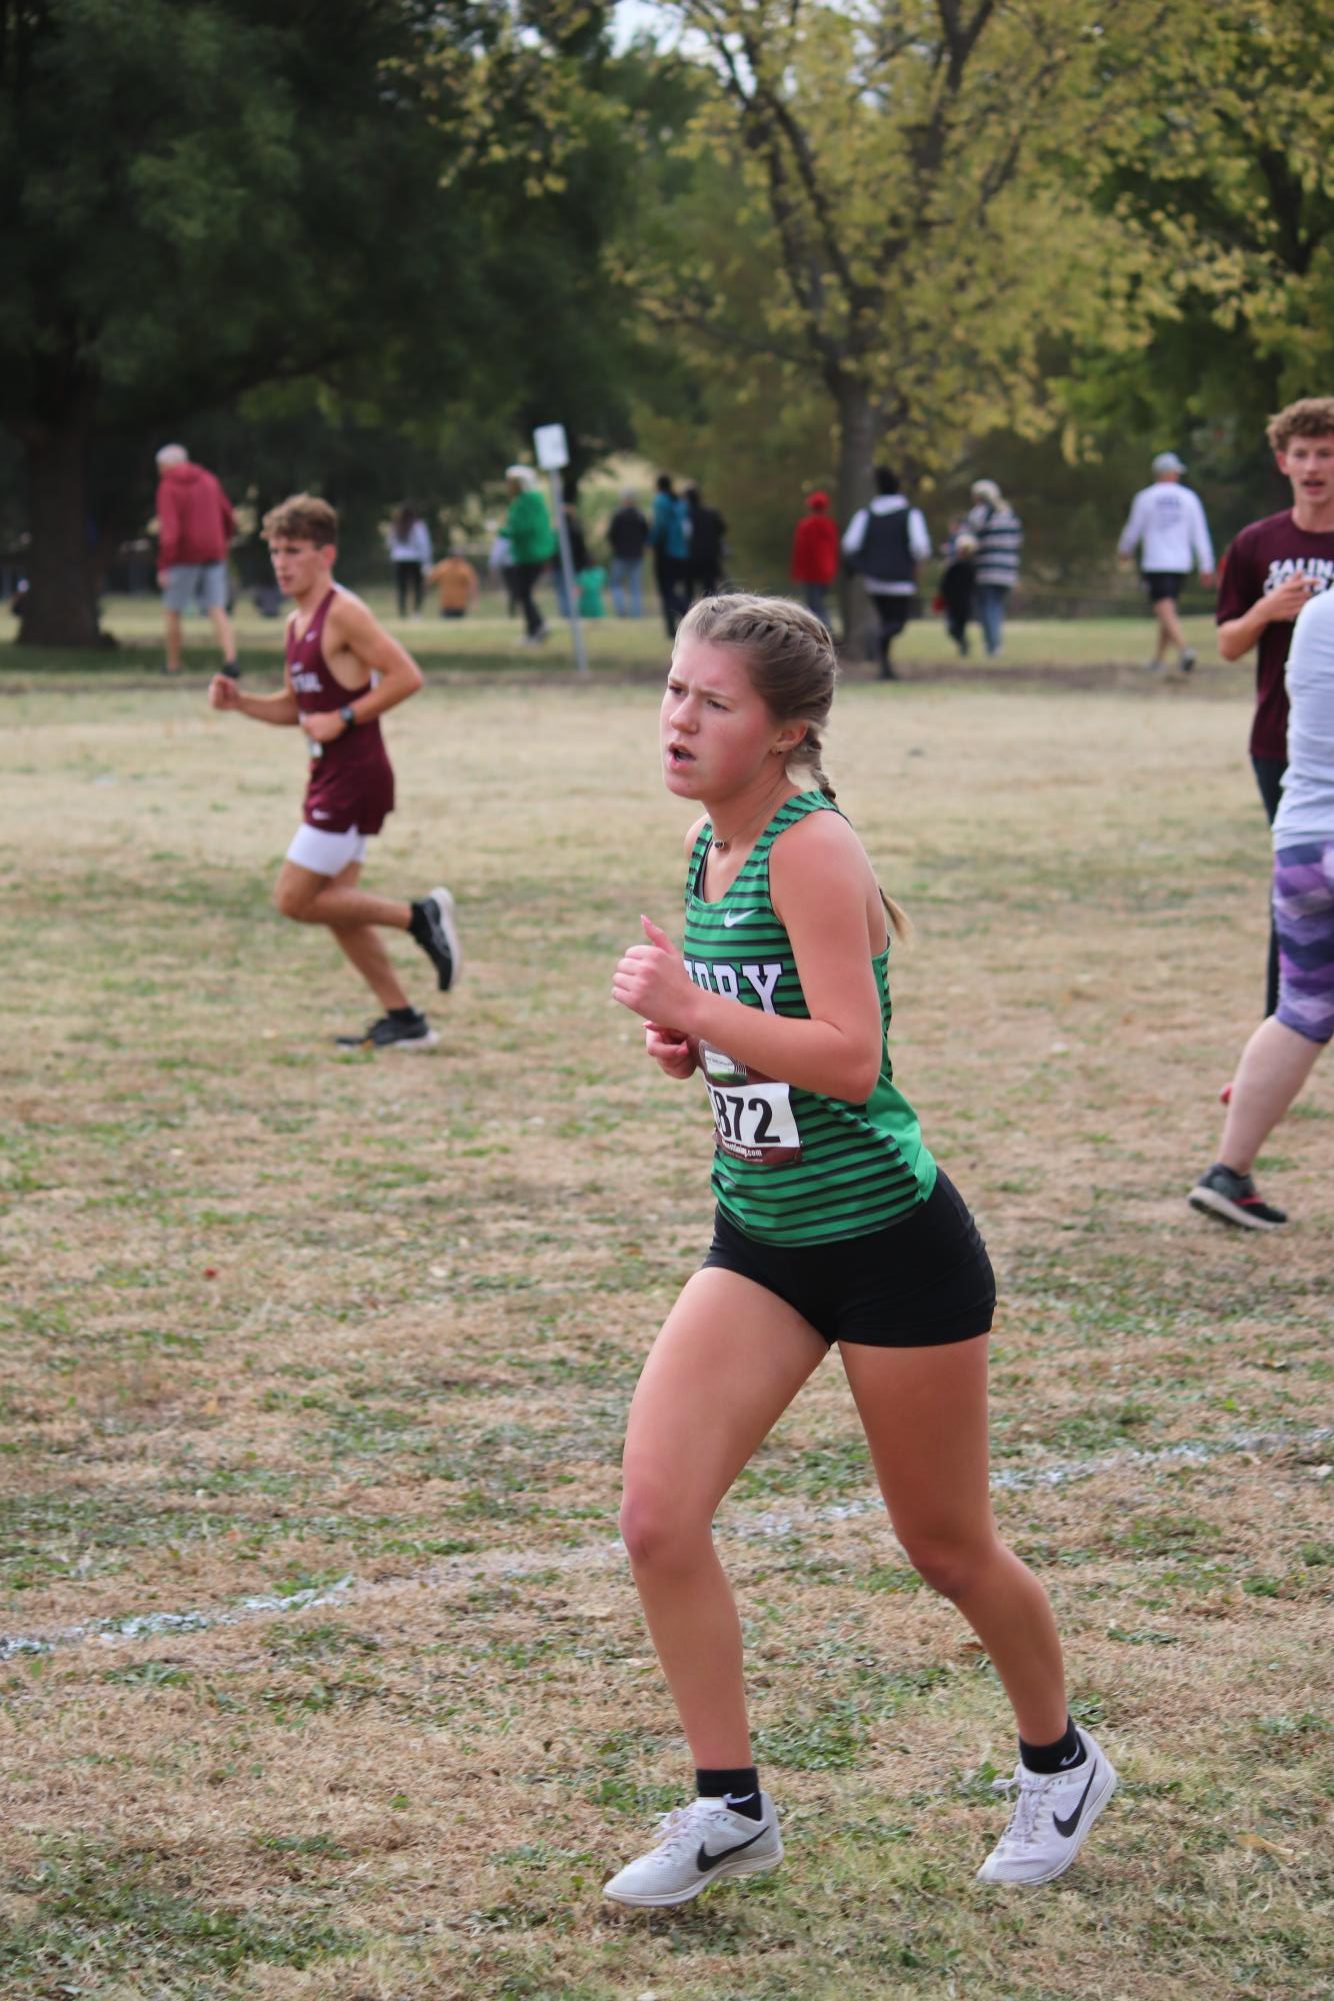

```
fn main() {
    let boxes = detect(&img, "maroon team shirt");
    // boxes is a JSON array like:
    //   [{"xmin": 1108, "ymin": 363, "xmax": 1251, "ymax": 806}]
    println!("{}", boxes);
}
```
[
  {"xmin": 1215, "ymin": 511, "xmax": 1334, "ymax": 760},
  {"xmin": 285, "ymin": 588, "xmax": 395, "ymax": 834}
]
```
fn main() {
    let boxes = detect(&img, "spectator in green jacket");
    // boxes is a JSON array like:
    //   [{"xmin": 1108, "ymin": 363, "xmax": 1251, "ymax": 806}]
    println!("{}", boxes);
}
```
[{"xmin": 504, "ymin": 466, "xmax": 556, "ymax": 644}]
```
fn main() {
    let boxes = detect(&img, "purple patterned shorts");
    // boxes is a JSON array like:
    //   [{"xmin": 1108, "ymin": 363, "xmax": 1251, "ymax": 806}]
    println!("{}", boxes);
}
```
[{"xmin": 1274, "ymin": 843, "xmax": 1334, "ymax": 1044}]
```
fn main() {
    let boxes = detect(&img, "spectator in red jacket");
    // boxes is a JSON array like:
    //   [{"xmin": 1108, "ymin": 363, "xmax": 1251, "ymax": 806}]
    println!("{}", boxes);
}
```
[
  {"xmin": 790, "ymin": 490, "xmax": 839, "ymax": 630},
  {"xmin": 156, "ymin": 444, "xmax": 238, "ymax": 678}
]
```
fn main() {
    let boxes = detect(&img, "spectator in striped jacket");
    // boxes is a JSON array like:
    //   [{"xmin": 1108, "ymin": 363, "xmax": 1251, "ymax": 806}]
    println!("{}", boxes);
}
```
[{"xmin": 965, "ymin": 480, "xmax": 1023, "ymax": 658}]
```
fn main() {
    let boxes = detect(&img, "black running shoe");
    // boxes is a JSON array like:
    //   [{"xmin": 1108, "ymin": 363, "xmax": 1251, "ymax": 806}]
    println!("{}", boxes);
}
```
[
  {"xmin": 335, "ymin": 1011, "xmax": 439, "ymax": 1053},
  {"xmin": 1188, "ymin": 1163, "xmax": 1287, "ymax": 1230},
  {"xmin": 222, "ymin": 660, "xmax": 241, "ymax": 680},
  {"xmin": 408, "ymin": 887, "xmax": 462, "ymax": 992},
  {"xmin": 1181, "ymin": 648, "xmax": 1197, "ymax": 674}
]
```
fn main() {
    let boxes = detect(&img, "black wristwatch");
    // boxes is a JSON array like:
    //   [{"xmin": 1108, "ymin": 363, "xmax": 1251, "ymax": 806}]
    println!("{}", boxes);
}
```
[{"xmin": 338, "ymin": 705, "xmax": 358, "ymax": 731}]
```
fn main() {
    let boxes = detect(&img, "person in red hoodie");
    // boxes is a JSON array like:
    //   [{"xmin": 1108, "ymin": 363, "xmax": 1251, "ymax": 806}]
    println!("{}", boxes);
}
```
[
  {"xmin": 789, "ymin": 490, "xmax": 839, "ymax": 630},
  {"xmin": 156, "ymin": 443, "xmax": 239, "ymax": 678}
]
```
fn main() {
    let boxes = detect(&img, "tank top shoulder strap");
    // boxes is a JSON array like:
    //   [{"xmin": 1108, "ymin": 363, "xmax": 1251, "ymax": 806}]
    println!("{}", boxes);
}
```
[
  {"xmin": 687, "ymin": 791, "xmax": 838, "ymax": 906},
  {"xmin": 748, "ymin": 789, "xmax": 839, "ymax": 868},
  {"xmin": 685, "ymin": 821, "xmax": 713, "ymax": 904},
  {"xmin": 307, "ymin": 587, "xmax": 337, "ymax": 641},
  {"xmin": 287, "ymin": 588, "xmax": 336, "ymax": 660}
]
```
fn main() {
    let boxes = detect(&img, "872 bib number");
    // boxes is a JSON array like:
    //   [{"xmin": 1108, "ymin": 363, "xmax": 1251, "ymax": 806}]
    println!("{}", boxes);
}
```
[{"xmin": 700, "ymin": 1045, "xmax": 802, "ymax": 1166}]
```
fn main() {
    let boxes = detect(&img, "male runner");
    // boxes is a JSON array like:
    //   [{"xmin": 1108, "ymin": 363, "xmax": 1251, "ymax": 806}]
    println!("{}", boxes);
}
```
[
  {"xmin": 208, "ymin": 493, "xmax": 460, "ymax": 1050},
  {"xmin": 1216, "ymin": 396, "xmax": 1334, "ymax": 1016},
  {"xmin": 1116, "ymin": 451, "xmax": 1215, "ymax": 672}
]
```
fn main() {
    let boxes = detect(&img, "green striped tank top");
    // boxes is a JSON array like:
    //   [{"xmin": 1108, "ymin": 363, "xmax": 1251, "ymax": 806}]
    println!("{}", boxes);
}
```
[{"xmin": 683, "ymin": 790, "xmax": 936, "ymax": 1246}]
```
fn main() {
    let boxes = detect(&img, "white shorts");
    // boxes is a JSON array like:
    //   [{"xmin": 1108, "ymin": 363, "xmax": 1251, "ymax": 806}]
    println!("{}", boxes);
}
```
[{"xmin": 285, "ymin": 823, "xmax": 370, "ymax": 876}]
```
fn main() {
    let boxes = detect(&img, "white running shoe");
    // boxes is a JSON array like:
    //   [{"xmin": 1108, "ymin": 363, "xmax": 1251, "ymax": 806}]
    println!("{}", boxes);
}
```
[
  {"xmin": 415, "ymin": 886, "xmax": 463, "ymax": 993},
  {"xmin": 975, "ymin": 1731, "xmax": 1117, "ymax": 1886},
  {"xmin": 603, "ymin": 1794, "xmax": 783, "ymax": 1908}
]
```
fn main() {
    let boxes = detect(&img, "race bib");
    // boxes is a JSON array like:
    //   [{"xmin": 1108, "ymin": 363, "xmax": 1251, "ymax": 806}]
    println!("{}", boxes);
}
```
[{"xmin": 699, "ymin": 1044, "xmax": 802, "ymax": 1165}]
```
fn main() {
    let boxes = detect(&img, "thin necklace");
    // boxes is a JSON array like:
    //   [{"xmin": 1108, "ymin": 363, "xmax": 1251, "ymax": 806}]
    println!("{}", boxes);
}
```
[{"xmin": 711, "ymin": 795, "xmax": 784, "ymax": 854}]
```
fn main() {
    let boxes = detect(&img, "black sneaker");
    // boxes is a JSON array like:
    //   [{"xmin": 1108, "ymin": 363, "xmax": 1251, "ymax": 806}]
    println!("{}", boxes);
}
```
[
  {"xmin": 222, "ymin": 660, "xmax": 241, "ymax": 680},
  {"xmin": 1181, "ymin": 648, "xmax": 1197, "ymax": 674},
  {"xmin": 408, "ymin": 887, "xmax": 462, "ymax": 992},
  {"xmin": 335, "ymin": 1011, "xmax": 439, "ymax": 1053},
  {"xmin": 1188, "ymin": 1163, "xmax": 1287, "ymax": 1230}
]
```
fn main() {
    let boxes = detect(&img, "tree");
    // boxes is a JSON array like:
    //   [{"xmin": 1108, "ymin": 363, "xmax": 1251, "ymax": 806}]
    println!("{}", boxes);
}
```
[
  {"xmin": 0, "ymin": 0, "xmax": 493, "ymax": 645},
  {"xmin": 627, "ymin": 0, "xmax": 1160, "ymax": 622},
  {"xmin": 442, "ymin": 12, "xmax": 655, "ymax": 492},
  {"xmin": 627, "ymin": 141, "xmax": 836, "ymax": 586},
  {"xmin": 1071, "ymin": 0, "xmax": 1334, "ymax": 451}
]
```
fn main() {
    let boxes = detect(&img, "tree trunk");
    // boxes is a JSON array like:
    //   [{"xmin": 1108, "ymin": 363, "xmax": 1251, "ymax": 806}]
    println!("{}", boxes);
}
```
[
  {"xmin": 17, "ymin": 407, "xmax": 103, "ymax": 648},
  {"xmin": 833, "ymin": 375, "xmax": 877, "ymax": 655}
]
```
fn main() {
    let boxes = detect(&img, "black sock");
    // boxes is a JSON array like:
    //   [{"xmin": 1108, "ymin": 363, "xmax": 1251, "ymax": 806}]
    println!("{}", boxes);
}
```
[
  {"xmin": 388, "ymin": 1005, "xmax": 419, "ymax": 1023},
  {"xmin": 1019, "ymin": 1716, "xmax": 1085, "ymax": 1775},
  {"xmin": 695, "ymin": 1766, "xmax": 763, "ymax": 1820}
]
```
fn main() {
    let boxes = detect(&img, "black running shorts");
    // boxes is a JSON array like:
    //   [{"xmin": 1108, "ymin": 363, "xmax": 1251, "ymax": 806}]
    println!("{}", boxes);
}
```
[
  {"xmin": 1142, "ymin": 570, "xmax": 1186, "ymax": 602},
  {"xmin": 701, "ymin": 1169, "xmax": 996, "ymax": 1348}
]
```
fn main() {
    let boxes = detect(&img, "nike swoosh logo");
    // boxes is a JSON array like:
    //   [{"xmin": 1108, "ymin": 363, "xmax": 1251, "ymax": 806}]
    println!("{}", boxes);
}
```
[
  {"xmin": 722, "ymin": 910, "xmax": 757, "ymax": 928},
  {"xmin": 1052, "ymin": 1762, "xmax": 1098, "ymax": 1839},
  {"xmin": 696, "ymin": 1827, "xmax": 767, "ymax": 1872}
]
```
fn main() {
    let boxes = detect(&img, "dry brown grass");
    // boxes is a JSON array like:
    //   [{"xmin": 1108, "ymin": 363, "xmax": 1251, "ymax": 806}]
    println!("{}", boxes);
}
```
[{"xmin": 0, "ymin": 665, "xmax": 1330, "ymax": 2000}]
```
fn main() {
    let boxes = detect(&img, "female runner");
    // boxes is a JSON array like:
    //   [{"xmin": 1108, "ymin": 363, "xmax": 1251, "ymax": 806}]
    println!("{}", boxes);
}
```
[{"xmin": 606, "ymin": 594, "xmax": 1116, "ymax": 1907}]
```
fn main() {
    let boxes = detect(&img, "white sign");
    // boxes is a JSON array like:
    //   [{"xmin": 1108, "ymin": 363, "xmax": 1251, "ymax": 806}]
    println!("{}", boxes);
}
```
[{"xmin": 533, "ymin": 423, "xmax": 569, "ymax": 472}]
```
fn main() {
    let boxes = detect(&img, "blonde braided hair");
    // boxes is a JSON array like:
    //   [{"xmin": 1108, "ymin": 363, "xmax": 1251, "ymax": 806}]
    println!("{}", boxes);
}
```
[{"xmin": 675, "ymin": 593, "xmax": 909, "ymax": 939}]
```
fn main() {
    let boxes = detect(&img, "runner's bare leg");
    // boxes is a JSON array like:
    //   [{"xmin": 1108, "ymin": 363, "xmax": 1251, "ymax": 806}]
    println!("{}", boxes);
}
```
[{"xmin": 274, "ymin": 859, "xmax": 413, "ymax": 1010}]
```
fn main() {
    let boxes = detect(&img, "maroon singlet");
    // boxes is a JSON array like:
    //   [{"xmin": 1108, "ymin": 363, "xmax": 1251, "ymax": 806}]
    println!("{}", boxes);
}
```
[
  {"xmin": 1215, "ymin": 512, "xmax": 1334, "ymax": 760},
  {"xmin": 286, "ymin": 588, "xmax": 395, "ymax": 835}
]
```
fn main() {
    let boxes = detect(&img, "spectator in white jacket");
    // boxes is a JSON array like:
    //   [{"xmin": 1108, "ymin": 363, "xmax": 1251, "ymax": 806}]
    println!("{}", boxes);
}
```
[{"xmin": 1117, "ymin": 452, "xmax": 1215, "ymax": 673}]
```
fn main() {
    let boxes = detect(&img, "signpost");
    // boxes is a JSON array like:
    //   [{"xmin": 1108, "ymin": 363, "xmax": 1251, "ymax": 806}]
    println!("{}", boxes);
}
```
[{"xmin": 533, "ymin": 423, "xmax": 588, "ymax": 677}]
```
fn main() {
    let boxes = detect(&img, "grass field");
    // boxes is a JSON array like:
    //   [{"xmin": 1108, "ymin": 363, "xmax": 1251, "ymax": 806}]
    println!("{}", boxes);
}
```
[
  {"xmin": 1, "ymin": 639, "xmax": 1330, "ymax": 2000},
  {"xmin": 0, "ymin": 591, "xmax": 1223, "ymax": 684}
]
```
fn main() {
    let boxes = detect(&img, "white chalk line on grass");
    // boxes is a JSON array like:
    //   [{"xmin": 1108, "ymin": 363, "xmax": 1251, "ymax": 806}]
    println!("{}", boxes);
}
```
[
  {"xmin": 0, "ymin": 1577, "xmax": 359, "ymax": 1662},
  {"xmin": 2, "ymin": 1423, "xmax": 1328, "ymax": 1664},
  {"xmin": 742, "ymin": 1421, "xmax": 1334, "ymax": 1539}
]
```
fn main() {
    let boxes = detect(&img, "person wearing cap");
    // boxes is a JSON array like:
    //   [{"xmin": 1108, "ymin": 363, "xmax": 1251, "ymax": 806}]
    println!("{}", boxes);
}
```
[
  {"xmin": 789, "ymin": 490, "xmax": 839, "ymax": 629},
  {"xmin": 502, "ymin": 465, "xmax": 556, "ymax": 645},
  {"xmin": 1116, "ymin": 452, "xmax": 1216, "ymax": 673},
  {"xmin": 155, "ymin": 443, "xmax": 239, "ymax": 678},
  {"xmin": 963, "ymin": 478, "xmax": 1023, "ymax": 657}
]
